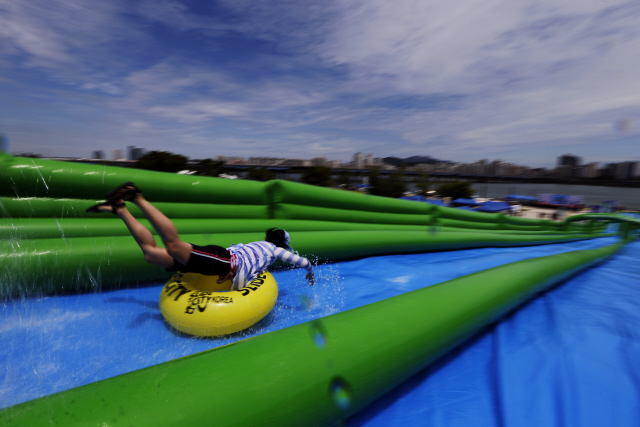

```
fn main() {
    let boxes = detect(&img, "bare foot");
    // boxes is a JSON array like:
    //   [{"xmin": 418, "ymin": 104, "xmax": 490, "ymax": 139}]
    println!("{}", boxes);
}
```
[
  {"xmin": 106, "ymin": 182, "xmax": 141, "ymax": 203},
  {"xmin": 86, "ymin": 199, "xmax": 126, "ymax": 214}
]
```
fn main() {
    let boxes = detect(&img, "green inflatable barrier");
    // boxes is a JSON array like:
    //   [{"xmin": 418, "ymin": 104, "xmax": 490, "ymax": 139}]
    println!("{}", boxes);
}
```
[
  {"xmin": 565, "ymin": 213, "xmax": 640, "ymax": 226},
  {"xmin": 436, "ymin": 226, "xmax": 584, "ymax": 235},
  {"xmin": 502, "ymin": 223, "xmax": 545, "ymax": 231},
  {"xmin": 436, "ymin": 217, "xmax": 502, "ymax": 230},
  {"xmin": 4, "ymin": 217, "xmax": 585, "ymax": 241},
  {"xmin": 503, "ymin": 216, "xmax": 545, "ymax": 226},
  {"xmin": 0, "ymin": 218, "xmax": 429, "ymax": 240},
  {"xmin": 0, "ymin": 197, "xmax": 270, "ymax": 219},
  {"xmin": 267, "ymin": 179, "xmax": 433, "ymax": 214},
  {"xmin": 432, "ymin": 205, "xmax": 504, "ymax": 223},
  {"xmin": 273, "ymin": 203, "xmax": 433, "ymax": 225},
  {"xmin": 0, "ymin": 156, "xmax": 268, "ymax": 204},
  {"xmin": 0, "ymin": 229, "xmax": 610, "ymax": 297},
  {"xmin": 0, "ymin": 153, "xmax": 619, "ymax": 298},
  {"xmin": 0, "ymin": 240, "xmax": 627, "ymax": 427}
]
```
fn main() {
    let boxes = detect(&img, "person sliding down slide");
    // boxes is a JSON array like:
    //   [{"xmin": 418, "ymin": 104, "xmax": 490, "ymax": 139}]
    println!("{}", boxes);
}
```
[{"xmin": 86, "ymin": 182, "xmax": 314, "ymax": 289}]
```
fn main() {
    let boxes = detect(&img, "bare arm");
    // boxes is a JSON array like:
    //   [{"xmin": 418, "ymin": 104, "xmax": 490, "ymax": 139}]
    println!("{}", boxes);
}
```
[{"xmin": 274, "ymin": 247, "xmax": 315, "ymax": 285}]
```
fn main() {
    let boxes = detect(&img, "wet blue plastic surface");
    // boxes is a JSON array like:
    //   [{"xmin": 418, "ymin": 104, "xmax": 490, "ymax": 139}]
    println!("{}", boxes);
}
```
[
  {"xmin": 1, "ymin": 235, "xmax": 639, "ymax": 427},
  {"xmin": 348, "ymin": 237, "xmax": 640, "ymax": 427}
]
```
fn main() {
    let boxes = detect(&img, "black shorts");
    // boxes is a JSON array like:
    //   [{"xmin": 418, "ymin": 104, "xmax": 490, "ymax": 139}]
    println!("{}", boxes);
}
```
[{"xmin": 166, "ymin": 244, "xmax": 231, "ymax": 276}]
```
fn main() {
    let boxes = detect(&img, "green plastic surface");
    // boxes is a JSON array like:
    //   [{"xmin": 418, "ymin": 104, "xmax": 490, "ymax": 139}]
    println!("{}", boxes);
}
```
[
  {"xmin": 0, "ymin": 157, "xmax": 268, "ymax": 204},
  {"xmin": 0, "ymin": 155, "xmax": 618, "ymax": 297},
  {"xmin": 267, "ymin": 179, "xmax": 433, "ymax": 214},
  {"xmin": 1, "ymin": 230, "xmax": 609, "ymax": 297}
]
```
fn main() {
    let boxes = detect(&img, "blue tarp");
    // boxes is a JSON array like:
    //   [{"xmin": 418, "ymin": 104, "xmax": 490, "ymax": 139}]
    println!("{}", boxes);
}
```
[
  {"xmin": 400, "ymin": 195, "xmax": 425, "ymax": 201},
  {"xmin": 424, "ymin": 198, "xmax": 449, "ymax": 207},
  {"xmin": 506, "ymin": 194, "xmax": 537, "ymax": 201},
  {"xmin": 476, "ymin": 200, "xmax": 511, "ymax": 212},
  {"xmin": 452, "ymin": 198, "xmax": 479, "ymax": 205},
  {"xmin": 399, "ymin": 196, "xmax": 449, "ymax": 207}
]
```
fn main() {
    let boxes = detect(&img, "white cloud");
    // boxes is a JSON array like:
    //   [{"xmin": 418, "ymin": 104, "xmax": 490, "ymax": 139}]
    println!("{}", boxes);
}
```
[
  {"xmin": 3, "ymin": 0, "xmax": 640, "ymax": 165},
  {"xmin": 295, "ymin": 0, "xmax": 640, "ymax": 162},
  {"xmin": 149, "ymin": 100, "xmax": 247, "ymax": 121},
  {"xmin": 81, "ymin": 82, "xmax": 123, "ymax": 96},
  {"xmin": 0, "ymin": 1, "xmax": 140, "ymax": 67},
  {"xmin": 128, "ymin": 121, "xmax": 150, "ymax": 129}
]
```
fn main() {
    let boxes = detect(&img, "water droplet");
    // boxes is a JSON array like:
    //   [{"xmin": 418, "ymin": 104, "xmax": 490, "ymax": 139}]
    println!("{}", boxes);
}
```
[
  {"xmin": 309, "ymin": 320, "xmax": 327, "ymax": 348},
  {"xmin": 329, "ymin": 376, "xmax": 353, "ymax": 410},
  {"xmin": 298, "ymin": 294, "xmax": 313, "ymax": 310}
]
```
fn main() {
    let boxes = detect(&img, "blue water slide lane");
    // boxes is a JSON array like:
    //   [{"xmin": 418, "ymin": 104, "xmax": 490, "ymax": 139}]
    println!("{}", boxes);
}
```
[
  {"xmin": 1, "ymin": 235, "xmax": 638, "ymax": 427},
  {"xmin": 348, "ymin": 237, "xmax": 640, "ymax": 427}
]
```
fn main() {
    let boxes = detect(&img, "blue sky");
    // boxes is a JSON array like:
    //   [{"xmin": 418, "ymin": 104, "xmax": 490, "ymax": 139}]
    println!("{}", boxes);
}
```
[{"xmin": 1, "ymin": 0, "xmax": 639, "ymax": 167}]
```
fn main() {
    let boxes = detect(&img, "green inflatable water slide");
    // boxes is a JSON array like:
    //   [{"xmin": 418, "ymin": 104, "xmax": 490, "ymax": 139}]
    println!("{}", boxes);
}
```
[
  {"xmin": 1, "ymin": 152, "xmax": 637, "ymax": 426},
  {"xmin": 0, "ymin": 154, "xmax": 611, "ymax": 297}
]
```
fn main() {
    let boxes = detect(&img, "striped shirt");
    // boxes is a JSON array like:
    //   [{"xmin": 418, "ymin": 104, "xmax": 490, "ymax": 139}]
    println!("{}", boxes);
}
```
[{"xmin": 228, "ymin": 241, "xmax": 313, "ymax": 290}]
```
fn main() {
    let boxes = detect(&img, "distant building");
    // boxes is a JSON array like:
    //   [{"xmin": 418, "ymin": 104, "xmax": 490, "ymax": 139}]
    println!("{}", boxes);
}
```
[
  {"xmin": 311, "ymin": 157, "xmax": 327, "ymax": 167},
  {"xmin": 364, "ymin": 153, "xmax": 374, "ymax": 167},
  {"xmin": 111, "ymin": 149, "xmax": 125, "ymax": 161},
  {"xmin": 467, "ymin": 159, "xmax": 487, "ymax": 175},
  {"xmin": 601, "ymin": 163, "xmax": 617, "ymax": 179},
  {"xmin": 529, "ymin": 168, "xmax": 550, "ymax": 178},
  {"xmin": 216, "ymin": 156, "xmax": 244, "ymax": 164},
  {"xmin": 614, "ymin": 162, "xmax": 633, "ymax": 180},
  {"xmin": 554, "ymin": 165, "xmax": 573, "ymax": 179},
  {"xmin": 248, "ymin": 157, "xmax": 282, "ymax": 166},
  {"xmin": 92, "ymin": 150, "xmax": 105, "ymax": 160},
  {"xmin": 127, "ymin": 146, "xmax": 146, "ymax": 161},
  {"xmin": 279, "ymin": 159, "xmax": 308, "ymax": 167},
  {"xmin": 486, "ymin": 160, "xmax": 507, "ymax": 176},
  {"xmin": 353, "ymin": 152, "xmax": 364, "ymax": 169},
  {"xmin": 558, "ymin": 154, "xmax": 581, "ymax": 168},
  {"xmin": 507, "ymin": 165, "xmax": 527, "ymax": 176},
  {"xmin": 582, "ymin": 162, "xmax": 600, "ymax": 178}
]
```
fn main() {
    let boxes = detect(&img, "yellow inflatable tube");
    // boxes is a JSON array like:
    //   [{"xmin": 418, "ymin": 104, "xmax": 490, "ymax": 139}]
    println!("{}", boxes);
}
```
[{"xmin": 159, "ymin": 271, "xmax": 278, "ymax": 337}]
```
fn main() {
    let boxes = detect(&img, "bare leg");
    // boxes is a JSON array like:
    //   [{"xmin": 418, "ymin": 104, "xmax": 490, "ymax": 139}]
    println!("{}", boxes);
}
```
[
  {"xmin": 92, "ymin": 201, "xmax": 176, "ymax": 268},
  {"xmin": 127, "ymin": 193, "xmax": 192, "ymax": 265}
]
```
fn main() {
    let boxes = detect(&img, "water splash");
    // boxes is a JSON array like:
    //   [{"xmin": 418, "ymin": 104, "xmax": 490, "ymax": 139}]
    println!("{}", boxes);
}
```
[
  {"xmin": 28, "ymin": 158, "xmax": 49, "ymax": 192},
  {"xmin": 430, "ymin": 218, "xmax": 439, "ymax": 235},
  {"xmin": 298, "ymin": 294, "xmax": 313, "ymax": 310},
  {"xmin": 329, "ymin": 376, "xmax": 353, "ymax": 410},
  {"xmin": 309, "ymin": 320, "xmax": 328, "ymax": 349}
]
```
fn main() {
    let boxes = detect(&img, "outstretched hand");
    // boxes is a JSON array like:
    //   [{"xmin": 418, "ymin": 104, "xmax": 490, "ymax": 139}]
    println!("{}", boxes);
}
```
[{"xmin": 306, "ymin": 272, "xmax": 315, "ymax": 286}]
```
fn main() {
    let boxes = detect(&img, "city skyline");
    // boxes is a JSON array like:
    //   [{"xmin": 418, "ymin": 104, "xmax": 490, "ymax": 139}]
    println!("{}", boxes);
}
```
[
  {"xmin": 25, "ymin": 145, "xmax": 640, "ymax": 180},
  {"xmin": 2, "ymin": 1, "xmax": 640, "ymax": 168}
]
